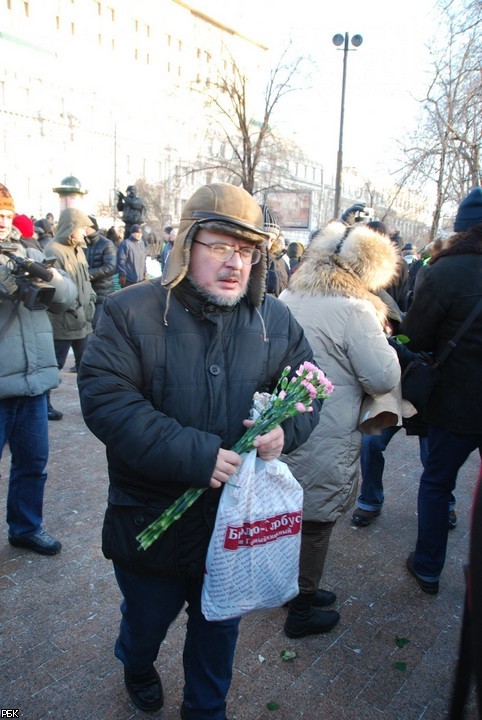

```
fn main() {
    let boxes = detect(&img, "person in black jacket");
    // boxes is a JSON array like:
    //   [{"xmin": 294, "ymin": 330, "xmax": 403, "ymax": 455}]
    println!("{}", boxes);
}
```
[
  {"xmin": 116, "ymin": 185, "xmax": 147, "ymax": 239},
  {"xmin": 77, "ymin": 183, "xmax": 321, "ymax": 719},
  {"xmin": 402, "ymin": 187, "xmax": 482, "ymax": 595},
  {"xmin": 261, "ymin": 205, "xmax": 289, "ymax": 296},
  {"xmin": 84, "ymin": 216, "xmax": 116, "ymax": 330}
]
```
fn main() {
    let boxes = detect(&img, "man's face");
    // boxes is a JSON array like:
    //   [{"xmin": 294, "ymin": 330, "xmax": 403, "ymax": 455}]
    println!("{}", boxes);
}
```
[
  {"xmin": 131, "ymin": 229, "xmax": 143, "ymax": 241},
  {"xmin": 71, "ymin": 226, "xmax": 89, "ymax": 244},
  {"xmin": 188, "ymin": 229, "xmax": 258, "ymax": 306},
  {"xmin": 0, "ymin": 210, "xmax": 14, "ymax": 241}
]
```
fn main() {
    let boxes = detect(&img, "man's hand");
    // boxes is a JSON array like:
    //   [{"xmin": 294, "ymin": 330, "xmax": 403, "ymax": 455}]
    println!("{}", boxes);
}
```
[
  {"xmin": 244, "ymin": 421, "xmax": 285, "ymax": 462},
  {"xmin": 209, "ymin": 448, "xmax": 242, "ymax": 489},
  {"xmin": 0, "ymin": 264, "xmax": 17, "ymax": 298}
]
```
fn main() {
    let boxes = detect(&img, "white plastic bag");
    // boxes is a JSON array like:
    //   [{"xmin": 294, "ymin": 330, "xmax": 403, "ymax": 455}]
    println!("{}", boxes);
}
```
[{"xmin": 201, "ymin": 449, "xmax": 303, "ymax": 621}]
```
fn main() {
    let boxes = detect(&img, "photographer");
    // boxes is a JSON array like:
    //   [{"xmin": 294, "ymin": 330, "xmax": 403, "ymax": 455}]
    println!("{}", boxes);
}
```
[
  {"xmin": 0, "ymin": 183, "xmax": 76, "ymax": 555},
  {"xmin": 116, "ymin": 185, "xmax": 147, "ymax": 239}
]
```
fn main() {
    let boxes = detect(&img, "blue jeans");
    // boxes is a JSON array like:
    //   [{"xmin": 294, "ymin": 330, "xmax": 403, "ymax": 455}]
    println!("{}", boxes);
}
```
[
  {"xmin": 54, "ymin": 337, "xmax": 88, "ymax": 370},
  {"xmin": 357, "ymin": 426, "xmax": 450, "ymax": 512},
  {"xmin": 113, "ymin": 564, "xmax": 240, "ymax": 720},
  {"xmin": 0, "ymin": 394, "xmax": 49, "ymax": 535},
  {"xmin": 413, "ymin": 425, "xmax": 482, "ymax": 582}
]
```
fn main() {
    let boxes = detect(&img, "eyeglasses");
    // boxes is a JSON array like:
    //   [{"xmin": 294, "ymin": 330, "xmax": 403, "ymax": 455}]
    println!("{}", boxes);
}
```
[{"xmin": 193, "ymin": 239, "xmax": 261, "ymax": 265}]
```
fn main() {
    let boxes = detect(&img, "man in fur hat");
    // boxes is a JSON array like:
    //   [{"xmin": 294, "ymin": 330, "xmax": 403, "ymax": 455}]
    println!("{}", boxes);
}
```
[
  {"xmin": 77, "ymin": 182, "xmax": 321, "ymax": 719},
  {"xmin": 0, "ymin": 183, "xmax": 76, "ymax": 555}
]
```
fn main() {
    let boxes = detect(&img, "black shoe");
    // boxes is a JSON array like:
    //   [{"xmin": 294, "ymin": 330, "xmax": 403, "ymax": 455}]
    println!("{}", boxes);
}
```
[
  {"xmin": 351, "ymin": 508, "xmax": 381, "ymax": 527},
  {"xmin": 448, "ymin": 509, "xmax": 457, "ymax": 530},
  {"xmin": 406, "ymin": 553, "xmax": 439, "ymax": 595},
  {"xmin": 284, "ymin": 588, "xmax": 336, "ymax": 608},
  {"xmin": 69, "ymin": 365, "xmax": 78, "ymax": 373},
  {"xmin": 124, "ymin": 666, "xmax": 163, "ymax": 713},
  {"xmin": 47, "ymin": 403, "xmax": 63, "ymax": 421},
  {"xmin": 180, "ymin": 704, "xmax": 229, "ymax": 720},
  {"xmin": 9, "ymin": 528, "xmax": 62, "ymax": 556},
  {"xmin": 284, "ymin": 593, "xmax": 340, "ymax": 638},
  {"xmin": 312, "ymin": 588, "xmax": 337, "ymax": 607}
]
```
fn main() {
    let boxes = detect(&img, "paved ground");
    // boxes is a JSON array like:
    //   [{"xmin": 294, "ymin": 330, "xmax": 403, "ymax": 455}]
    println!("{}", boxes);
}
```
[{"xmin": 0, "ymin": 366, "xmax": 480, "ymax": 720}]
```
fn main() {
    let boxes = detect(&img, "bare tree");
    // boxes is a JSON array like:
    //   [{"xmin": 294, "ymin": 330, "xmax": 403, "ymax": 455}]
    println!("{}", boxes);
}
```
[
  {"xmin": 193, "ymin": 45, "xmax": 312, "ymax": 195},
  {"xmin": 395, "ymin": 0, "xmax": 481, "ymax": 239}
]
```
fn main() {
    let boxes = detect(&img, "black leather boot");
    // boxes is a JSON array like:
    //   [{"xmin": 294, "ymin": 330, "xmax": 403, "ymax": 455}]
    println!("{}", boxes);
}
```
[
  {"xmin": 47, "ymin": 391, "xmax": 63, "ymax": 421},
  {"xmin": 284, "ymin": 592, "xmax": 340, "ymax": 638},
  {"xmin": 284, "ymin": 588, "xmax": 336, "ymax": 608}
]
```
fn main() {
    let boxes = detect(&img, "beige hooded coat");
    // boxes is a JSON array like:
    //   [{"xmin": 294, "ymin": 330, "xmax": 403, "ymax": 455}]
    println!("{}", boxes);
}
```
[
  {"xmin": 45, "ymin": 208, "xmax": 96, "ymax": 340},
  {"xmin": 279, "ymin": 222, "xmax": 401, "ymax": 523}
]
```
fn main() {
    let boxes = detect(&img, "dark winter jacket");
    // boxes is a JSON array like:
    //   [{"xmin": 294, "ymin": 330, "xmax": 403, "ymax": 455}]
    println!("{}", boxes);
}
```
[
  {"xmin": 84, "ymin": 232, "xmax": 116, "ymax": 302},
  {"xmin": 400, "ymin": 228, "xmax": 482, "ymax": 433},
  {"xmin": 77, "ymin": 278, "xmax": 320, "ymax": 577},
  {"xmin": 267, "ymin": 252, "xmax": 289, "ymax": 296}
]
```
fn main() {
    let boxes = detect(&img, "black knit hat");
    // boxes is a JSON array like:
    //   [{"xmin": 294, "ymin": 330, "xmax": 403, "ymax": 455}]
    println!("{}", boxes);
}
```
[{"xmin": 454, "ymin": 188, "xmax": 482, "ymax": 231}]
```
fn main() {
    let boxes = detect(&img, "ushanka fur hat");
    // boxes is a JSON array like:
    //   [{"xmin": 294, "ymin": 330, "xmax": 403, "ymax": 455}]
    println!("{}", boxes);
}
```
[
  {"xmin": 161, "ymin": 183, "xmax": 271, "ymax": 306},
  {"xmin": 289, "ymin": 221, "xmax": 400, "ymax": 322}
]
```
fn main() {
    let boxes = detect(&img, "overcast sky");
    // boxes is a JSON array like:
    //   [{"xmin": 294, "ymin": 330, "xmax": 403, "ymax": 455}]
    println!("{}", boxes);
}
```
[{"xmin": 192, "ymin": 0, "xmax": 440, "ymax": 183}]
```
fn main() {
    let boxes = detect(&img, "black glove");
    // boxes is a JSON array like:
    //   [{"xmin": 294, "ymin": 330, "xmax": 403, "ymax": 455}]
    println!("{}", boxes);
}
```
[{"xmin": 341, "ymin": 203, "xmax": 366, "ymax": 225}]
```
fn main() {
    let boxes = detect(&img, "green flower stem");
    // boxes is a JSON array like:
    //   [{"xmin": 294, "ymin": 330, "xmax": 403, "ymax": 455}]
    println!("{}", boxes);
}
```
[{"xmin": 136, "ymin": 367, "xmax": 331, "ymax": 551}]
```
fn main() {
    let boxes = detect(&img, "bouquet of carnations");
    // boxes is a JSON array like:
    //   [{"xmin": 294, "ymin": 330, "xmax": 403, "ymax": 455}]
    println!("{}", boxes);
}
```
[{"xmin": 136, "ymin": 361, "xmax": 334, "ymax": 550}]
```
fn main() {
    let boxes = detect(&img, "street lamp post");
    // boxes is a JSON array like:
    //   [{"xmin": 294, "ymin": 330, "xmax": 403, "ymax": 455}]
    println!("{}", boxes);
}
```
[{"xmin": 332, "ymin": 32, "xmax": 363, "ymax": 219}]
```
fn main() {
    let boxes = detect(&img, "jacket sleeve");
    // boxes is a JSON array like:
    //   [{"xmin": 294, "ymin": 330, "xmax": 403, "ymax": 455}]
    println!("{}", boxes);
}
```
[
  {"xmin": 271, "ymin": 303, "xmax": 322, "ymax": 454},
  {"xmin": 345, "ymin": 303, "xmax": 401, "ymax": 396},
  {"xmin": 46, "ymin": 268, "xmax": 77, "ymax": 314},
  {"xmin": 89, "ymin": 239, "xmax": 117, "ymax": 282},
  {"xmin": 77, "ymin": 295, "xmax": 221, "ymax": 489},
  {"xmin": 116, "ymin": 243, "xmax": 127, "ymax": 277},
  {"xmin": 400, "ymin": 269, "xmax": 444, "ymax": 353}
]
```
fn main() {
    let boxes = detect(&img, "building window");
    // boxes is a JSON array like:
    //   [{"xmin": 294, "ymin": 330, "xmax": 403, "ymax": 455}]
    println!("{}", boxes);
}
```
[
  {"xmin": 56, "ymin": 15, "xmax": 60, "ymax": 29},
  {"xmin": 146, "ymin": 24, "xmax": 150, "ymax": 37},
  {"xmin": 111, "ymin": 38, "xmax": 115, "ymax": 50},
  {"xmin": 178, "ymin": 39, "xmax": 182, "ymax": 51},
  {"xmin": 167, "ymin": 34, "xmax": 171, "ymax": 46},
  {"xmin": 98, "ymin": 34, "xmax": 102, "ymax": 47},
  {"xmin": 110, "ymin": 7, "xmax": 115, "ymax": 21},
  {"xmin": 71, "ymin": 22, "xmax": 75, "ymax": 35},
  {"xmin": 95, "ymin": 1, "xmax": 101, "ymax": 15},
  {"xmin": 146, "ymin": 53, "xmax": 150, "ymax": 65},
  {"xmin": 24, "ymin": 2, "xmax": 29, "ymax": 17}
]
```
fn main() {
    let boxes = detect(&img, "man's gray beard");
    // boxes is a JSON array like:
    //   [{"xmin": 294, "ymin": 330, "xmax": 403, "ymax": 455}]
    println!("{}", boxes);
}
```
[{"xmin": 187, "ymin": 273, "xmax": 247, "ymax": 307}]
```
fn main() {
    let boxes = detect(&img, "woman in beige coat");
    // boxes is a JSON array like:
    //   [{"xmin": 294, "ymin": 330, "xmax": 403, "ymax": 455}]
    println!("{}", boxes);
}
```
[{"xmin": 279, "ymin": 221, "xmax": 401, "ymax": 638}]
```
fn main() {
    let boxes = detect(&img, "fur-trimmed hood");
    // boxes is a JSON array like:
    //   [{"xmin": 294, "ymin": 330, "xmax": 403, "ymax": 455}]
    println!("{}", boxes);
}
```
[
  {"xmin": 430, "ymin": 224, "xmax": 482, "ymax": 263},
  {"xmin": 288, "ymin": 221, "xmax": 399, "ymax": 323}
]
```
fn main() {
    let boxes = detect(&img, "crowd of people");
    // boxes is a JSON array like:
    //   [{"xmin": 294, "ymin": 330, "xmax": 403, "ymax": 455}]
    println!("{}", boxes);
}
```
[{"xmin": 0, "ymin": 179, "xmax": 480, "ymax": 719}]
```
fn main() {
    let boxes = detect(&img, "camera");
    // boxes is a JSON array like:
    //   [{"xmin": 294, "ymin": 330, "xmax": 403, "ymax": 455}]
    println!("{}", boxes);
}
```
[{"xmin": 0, "ymin": 242, "xmax": 56, "ymax": 310}]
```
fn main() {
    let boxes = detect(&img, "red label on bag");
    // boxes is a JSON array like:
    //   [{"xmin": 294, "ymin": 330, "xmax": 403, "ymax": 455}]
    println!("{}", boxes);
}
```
[{"xmin": 223, "ymin": 511, "xmax": 302, "ymax": 550}]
